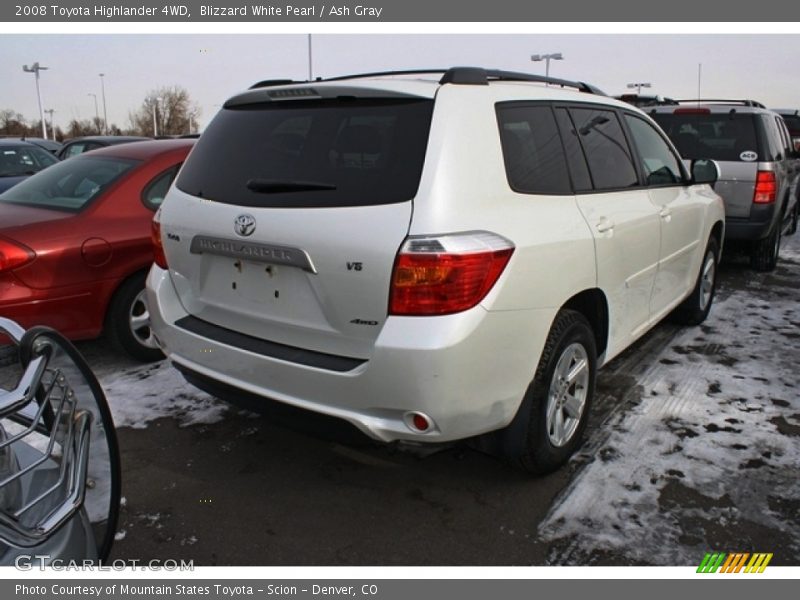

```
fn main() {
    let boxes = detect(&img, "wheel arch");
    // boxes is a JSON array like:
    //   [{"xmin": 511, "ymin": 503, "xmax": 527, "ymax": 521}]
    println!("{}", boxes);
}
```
[
  {"xmin": 560, "ymin": 288, "xmax": 609, "ymax": 362},
  {"xmin": 102, "ymin": 266, "xmax": 152, "ymax": 332}
]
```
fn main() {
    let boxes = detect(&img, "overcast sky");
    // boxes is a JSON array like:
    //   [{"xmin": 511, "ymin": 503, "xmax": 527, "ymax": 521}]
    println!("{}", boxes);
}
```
[{"xmin": 2, "ymin": 34, "xmax": 800, "ymax": 133}]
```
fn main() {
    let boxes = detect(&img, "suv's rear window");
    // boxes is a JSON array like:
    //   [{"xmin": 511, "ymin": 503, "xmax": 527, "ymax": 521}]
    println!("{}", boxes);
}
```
[
  {"xmin": 651, "ymin": 113, "xmax": 759, "ymax": 162},
  {"xmin": 176, "ymin": 98, "xmax": 434, "ymax": 208}
]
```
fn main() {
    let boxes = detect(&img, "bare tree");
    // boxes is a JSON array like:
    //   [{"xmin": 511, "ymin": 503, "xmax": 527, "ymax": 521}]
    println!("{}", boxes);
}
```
[
  {"xmin": 129, "ymin": 85, "xmax": 200, "ymax": 137},
  {"xmin": 66, "ymin": 118, "xmax": 102, "ymax": 138},
  {"xmin": 0, "ymin": 109, "xmax": 28, "ymax": 136}
]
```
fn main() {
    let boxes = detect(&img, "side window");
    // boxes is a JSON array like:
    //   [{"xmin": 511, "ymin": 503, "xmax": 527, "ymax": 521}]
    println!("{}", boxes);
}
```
[
  {"xmin": 63, "ymin": 143, "xmax": 86, "ymax": 159},
  {"xmin": 569, "ymin": 108, "xmax": 639, "ymax": 190},
  {"xmin": 624, "ymin": 114, "xmax": 685, "ymax": 186},
  {"xmin": 142, "ymin": 165, "xmax": 180, "ymax": 210},
  {"xmin": 760, "ymin": 115, "xmax": 783, "ymax": 161},
  {"xmin": 776, "ymin": 117, "xmax": 792, "ymax": 157},
  {"xmin": 554, "ymin": 108, "xmax": 593, "ymax": 192},
  {"xmin": 496, "ymin": 104, "xmax": 571, "ymax": 195}
]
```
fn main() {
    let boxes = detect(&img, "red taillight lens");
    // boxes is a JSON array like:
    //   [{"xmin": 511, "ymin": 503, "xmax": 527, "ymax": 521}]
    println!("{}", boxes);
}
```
[
  {"xmin": 753, "ymin": 171, "xmax": 777, "ymax": 204},
  {"xmin": 151, "ymin": 218, "xmax": 168, "ymax": 269},
  {"xmin": 389, "ymin": 232, "xmax": 514, "ymax": 316},
  {"xmin": 0, "ymin": 237, "xmax": 35, "ymax": 273}
]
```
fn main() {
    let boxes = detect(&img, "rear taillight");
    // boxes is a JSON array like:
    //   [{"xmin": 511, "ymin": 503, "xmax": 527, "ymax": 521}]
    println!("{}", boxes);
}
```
[
  {"xmin": 389, "ymin": 232, "xmax": 514, "ymax": 316},
  {"xmin": 151, "ymin": 217, "xmax": 168, "ymax": 269},
  {"xmin": 753, "ymin": 170, "xmax": 777, "ymax": 204},
  {"xmin": 0, "ymin": 237, "xmax": 35, "ymax": 273},
  {"xmin": 792, "ymin": 137, "xmax": 800, "ymax": 152}
]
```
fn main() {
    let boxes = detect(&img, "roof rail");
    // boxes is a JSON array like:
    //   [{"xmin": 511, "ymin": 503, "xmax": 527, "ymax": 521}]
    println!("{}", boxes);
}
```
[
  {"xmin": 444, "ymin": 68, "xmax": 605, "ymax": 95},
  {"xmin": 249, "ymin": 67, "xmax": 605, "ymax": 95},
  {"xmin": 675, "ymin": 99, "xmax": 766, "ymax": 109}
]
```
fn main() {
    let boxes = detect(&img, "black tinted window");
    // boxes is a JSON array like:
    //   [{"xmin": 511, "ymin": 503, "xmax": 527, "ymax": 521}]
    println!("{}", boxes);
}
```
[
  {"xmin": 0, "ymin": 145, "xmax": 58, "ymax": 177},
  {"xmin": 496, "ymin": 104, "xmax": 571, "ymax": 195},
  {"xmin": 781, "ymin": 114, "xmax": 800, "ymax": 134},
  {"xmin": 624, "ymin": 115, "xmax": 684, "ymax": 186},
  {"xmin": 554, "ymin": 108, "xmax": 592, "ymax": 192},
  {"xmin": 569, "ymin": 108, "xmax": 638, "ymax": 190},
  {"xmin": 0, "ymin": 155, "xmax": 137, "ymax": 211},
  {"xmin": 651, "ymin": 112, "xmax": 759, "ymax": 162},
  {"xmin": 177, "ymin": 98, "xmax": 434, "ymax": 208}
]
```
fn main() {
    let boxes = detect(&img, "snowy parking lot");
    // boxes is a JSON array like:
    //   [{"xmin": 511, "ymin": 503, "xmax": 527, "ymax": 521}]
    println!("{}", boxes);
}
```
[{"xmin": 3, "ymin": 234, "xmax": 798, "ymax": 566}]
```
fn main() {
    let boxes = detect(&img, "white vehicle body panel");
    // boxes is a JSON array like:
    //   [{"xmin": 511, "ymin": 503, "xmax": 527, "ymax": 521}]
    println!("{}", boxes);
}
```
[{"xmin": 148, "ymin": 76, "xmax": 725, "ymax": 443}]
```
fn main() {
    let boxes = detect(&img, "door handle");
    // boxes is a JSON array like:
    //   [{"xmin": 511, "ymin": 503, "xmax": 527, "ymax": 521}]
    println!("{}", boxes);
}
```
[
  {"xmin": 659, "ymin": 207, "xmax": 672, "ymax": 219},
  {"xmin": 596, "ymin": 218, "xmax": 615, "ymax": 233}
]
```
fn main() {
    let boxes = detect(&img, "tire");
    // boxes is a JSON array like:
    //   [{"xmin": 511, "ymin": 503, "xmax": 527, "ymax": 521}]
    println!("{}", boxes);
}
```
[
  {"xmin": 106, "ymin": 272, "xmax": 164, "ymax": 362},
  {"xmin": 500, "ymin": 309, "xmax": 597, "ymax": 475},
  {"xmin": 671, "ymin": 237, "xmax": 719, "ymax": 326},
  {"xmin": 788, "ymin": 201, "xmax": 799, "ymax": 236},
  {"xmin": 750, "ymin": 222, "xmax": 781, "ymax": 272}
]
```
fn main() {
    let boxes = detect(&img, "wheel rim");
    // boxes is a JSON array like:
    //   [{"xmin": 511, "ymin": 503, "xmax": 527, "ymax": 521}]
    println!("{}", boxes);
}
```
[
  {"xmin": 699, "ymin": 251, "xmax": 716, "ymax": 311},
  {"xmin": 129, "ymin": 289, "xmax": 158, "ymax": 350},
  {"xmin": 546, "ymin": 342, "xmax": 590, "ymax": 448}
]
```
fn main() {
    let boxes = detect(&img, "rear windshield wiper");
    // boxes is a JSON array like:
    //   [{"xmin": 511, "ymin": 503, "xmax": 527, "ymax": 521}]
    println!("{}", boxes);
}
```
[{"xmin": 246, "ymin": 179, "xmax": 337, "ymax": 193}]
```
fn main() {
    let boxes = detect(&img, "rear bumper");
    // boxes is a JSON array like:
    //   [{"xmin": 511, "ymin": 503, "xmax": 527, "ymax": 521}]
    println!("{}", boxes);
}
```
[
  {"xmin": 147, "ymin": 266, "xmax": 555, "ymax": 443},
  {"xmin": 725, "ymin": 204, "xmax": 777, "ymax": 241}
]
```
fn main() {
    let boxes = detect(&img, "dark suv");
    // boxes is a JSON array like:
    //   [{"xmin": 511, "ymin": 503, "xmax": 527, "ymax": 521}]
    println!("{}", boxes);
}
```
[
  {"xmin": 650, "ymin": 100, "xmax": 800, "ymax": 271},
  {"xmin": 774, "ymin": 109, "xmax": 800, "ymax": 151}
]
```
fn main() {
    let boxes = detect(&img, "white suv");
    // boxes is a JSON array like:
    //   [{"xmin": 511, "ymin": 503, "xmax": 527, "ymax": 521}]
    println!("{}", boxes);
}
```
[{"xmin": 147, "ymin": 68, "xmax": 725, "ymax": 473}]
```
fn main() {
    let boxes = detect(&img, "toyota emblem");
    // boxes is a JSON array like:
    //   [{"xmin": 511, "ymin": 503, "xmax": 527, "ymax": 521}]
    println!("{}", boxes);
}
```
[{"xmin": 234, "ymin": 214, "xmax": 256, "ymax": 237}]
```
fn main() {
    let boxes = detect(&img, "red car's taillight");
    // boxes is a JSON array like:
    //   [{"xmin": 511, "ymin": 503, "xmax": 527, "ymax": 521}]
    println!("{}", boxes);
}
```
[
  {"xmin": 151, "ymin": 218, "xmax": 168, "ymax": 269},
  {"xmin": 0, "ymin": 237, "xmax": 35, "ymax": 274},
  {"xmin": 389, "ymin": 232, "xmax": 514, "ymax": 316},
  {"xmin": 753, "ymin": 170, "xmax": 777, "ymax": 204}
]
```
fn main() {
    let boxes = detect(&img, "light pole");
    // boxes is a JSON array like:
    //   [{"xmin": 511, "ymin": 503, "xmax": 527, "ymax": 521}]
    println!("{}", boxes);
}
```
[
  {"xmin": 531, "ymin": 52, "xmax": 563, "ymax": 83},
  {"xmin": 627, "ymin": 82, "xmax": 652, "ymax": 95},
  {"xmin": 307, "ymin": 34, "xmax": 313, "ymax": 81},
  {"xmin": 152, "ymin": 96, "xmax": 162, "ymax": 137},
  {"xmin": 99, "ymin": 73, "xmax": 108, "ymax": 134},
  {"xmin": 45, "ymin": 109, "xmax": 55, "ymax": 137},
  {"xmin": 22, "ymin": 62, "xmax": 49, "ymax": 139},
  {"xmin": 88, "ymin": 93, "xmax": 99, "ymax": 127}
]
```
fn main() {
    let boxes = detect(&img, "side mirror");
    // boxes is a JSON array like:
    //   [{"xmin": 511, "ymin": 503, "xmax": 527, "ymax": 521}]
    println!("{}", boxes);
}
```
[
  {"xmin": 0, "ymin": 319, "xmax": 120, "ymax": 563},
  {"xmin": 691, "ymin": 158, "xmax": 721, "ymax": 187}
]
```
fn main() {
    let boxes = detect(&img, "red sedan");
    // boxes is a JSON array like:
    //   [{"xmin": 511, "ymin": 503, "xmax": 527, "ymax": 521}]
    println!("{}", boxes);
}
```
[{"xmin": 0, "ymin": 139, "xmax": 195, "ymax": 361}]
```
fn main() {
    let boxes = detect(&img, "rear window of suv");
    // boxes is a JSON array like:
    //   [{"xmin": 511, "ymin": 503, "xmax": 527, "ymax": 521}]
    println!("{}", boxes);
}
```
[
  {"xmin": 651, "ymin": 112, "xmax": 759, "ymax": 162},
  {"xmin": 176, "ymin": 98, "xmax": 434, "ymax": 208}
]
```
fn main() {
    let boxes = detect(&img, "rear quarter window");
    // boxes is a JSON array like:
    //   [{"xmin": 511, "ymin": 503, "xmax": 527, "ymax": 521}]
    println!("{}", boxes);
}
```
[
  {"xmin": 176, "ymin": 98, "xmax": 434, "ymax": 208},
  {"xmin": 496, "ymin": 103, "xmax": 571, "ymax": 195}
]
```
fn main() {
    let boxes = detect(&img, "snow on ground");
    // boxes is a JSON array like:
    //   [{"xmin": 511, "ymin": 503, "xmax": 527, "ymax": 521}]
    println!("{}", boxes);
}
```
[
  {"xmin": 96, "ymin": 360, "xmax": 228, "ymax": 429},
  {"xmin": 540, "ymin": 235, "xmax": 800, "ymax": 565}
]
